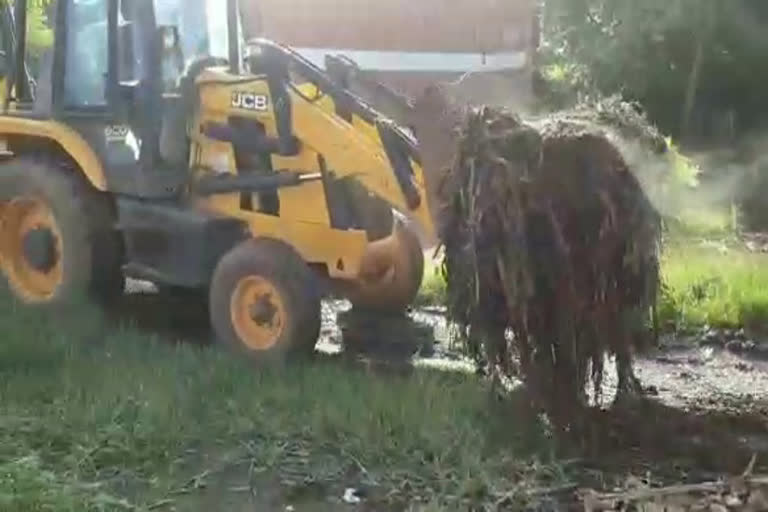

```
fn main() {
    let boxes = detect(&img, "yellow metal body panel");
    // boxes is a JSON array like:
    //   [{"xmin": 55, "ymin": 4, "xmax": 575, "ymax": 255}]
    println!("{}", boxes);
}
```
[
  {"xmin": 287, "ymin": 82, "xmax": 435, "ymax": 238},
  {"xmin": 190, "ymin": 68, "xmax": 436, "ymax": 263},
  {"xmin": 195, "ymin": 196, "xmax": 368, "ymax": 279},
  {"xmin": 271, "ymin": 150, "xmax": 330, "ymax": 226},
  {"xmin": 0, "ymin": 116, "xmax": 108, "ymax": 190},
  {"xmin": 189, "ymin": 71, "xmax": 368, "ymax": 277}
]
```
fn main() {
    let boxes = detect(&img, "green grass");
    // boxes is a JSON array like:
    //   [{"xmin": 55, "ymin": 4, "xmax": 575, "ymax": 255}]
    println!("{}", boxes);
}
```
[
  {"xmin": 0, "ymin": 292, "xmax": 560, "ymax": 511},
  {"xmin": 415, "ymin": 238, "xmax": 768, "ymax": 333},
  {"xmin": 664, "ymin": 206, "xmax": 740, "ymax": 240},
  {"xmin": 415, "ymin": 256, "xmax": 447, "ymax": 308},
  {"xmin": 8, "ymin": 235, "xmax": 768, "ymax": 509},
  {"xmin": 659, "ymin": 243, "xmax": 768, "ymax": 331}
]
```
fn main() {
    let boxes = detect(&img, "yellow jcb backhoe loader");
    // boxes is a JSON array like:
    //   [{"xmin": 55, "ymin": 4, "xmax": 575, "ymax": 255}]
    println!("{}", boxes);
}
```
[{"xmin": 0, "ymin": 0, "xmax": 462, "ymax": 361}]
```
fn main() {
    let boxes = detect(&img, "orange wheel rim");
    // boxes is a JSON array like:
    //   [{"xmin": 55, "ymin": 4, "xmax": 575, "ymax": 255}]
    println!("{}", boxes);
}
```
[
  {"xmin": 0, "ymin": 196, "xmax": 64, "ymax": 302},
  {"xmin": 230, "ymin": 276, "xmax": 286, "ymax": 351}
]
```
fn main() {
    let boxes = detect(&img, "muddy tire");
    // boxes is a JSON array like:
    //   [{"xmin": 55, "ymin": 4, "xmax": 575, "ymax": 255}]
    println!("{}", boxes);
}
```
[
  {"xmin": 0, "ymin": 157, "xmax": 124, "ymax": 306},
  {"xmin": 209, "ymin": 238, "xmax": 321, "ymax": 362}
]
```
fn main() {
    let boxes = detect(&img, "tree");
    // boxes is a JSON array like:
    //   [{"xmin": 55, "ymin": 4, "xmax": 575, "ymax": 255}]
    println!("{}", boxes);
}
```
[
  {"xmin": 540, "ymin": 0, "xmax": 768, "ymax": 144},
  {"xmin": 26, "ymin": 0, "xmax": 54, "ymax": 55},
  {"xmin": 1, "ymin": 0, "xmax": 54, "ymax": 55}
]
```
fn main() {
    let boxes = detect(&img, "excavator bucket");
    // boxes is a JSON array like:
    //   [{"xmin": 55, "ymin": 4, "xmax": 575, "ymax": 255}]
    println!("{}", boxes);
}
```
[{"xmin": 339, "ymin": 84, "xmax": 469, "ymax": 312}]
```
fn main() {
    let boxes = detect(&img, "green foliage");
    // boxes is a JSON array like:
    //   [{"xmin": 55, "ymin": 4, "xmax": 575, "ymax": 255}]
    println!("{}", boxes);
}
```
[
  {"xmin": 643, "ymin": 140, "xmax": 718, "ymax": 233},
  {"xmin": 540, "ymin": 0, "xmax": 768, "ymax": 140},
  {"xmin": 415, "ymin": 256, "xmax": 447, "ymax": 307},
  {"xmin": 0, "ymin": 456, "xmax": 133, "ymax": 511},
  {"xmin": 26, "ymin": 0, "xmax": 54, "ymax": 54},
  {"xmin": 666, "ymin": 139, "xmax": 701, "ymax": 189},
  {"xmin": 654, "ymin": 141, "xmax": 742, "ymax": 239},
  {"xmin": 1, "ymin": 0, "xmax": 54, "ymax": 55},
  {"xmin": 419, "ymin": 240, "xmax": 768, "ymax": 335},
  {"xmin": 658, "ymin": 244, "xmax": 768, "ymax": 330}
]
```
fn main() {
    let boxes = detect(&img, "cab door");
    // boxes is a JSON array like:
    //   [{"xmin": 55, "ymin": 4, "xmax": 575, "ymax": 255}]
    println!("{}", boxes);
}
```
[{"xmin": 52, "ymin": 0, "xmax": 181, "ymax": 198}]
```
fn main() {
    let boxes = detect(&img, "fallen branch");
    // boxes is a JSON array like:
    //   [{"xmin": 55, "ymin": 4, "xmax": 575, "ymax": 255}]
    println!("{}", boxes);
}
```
[{"xmin": 579, "ymin": 456, "xmax": 768, "ymax": 511}]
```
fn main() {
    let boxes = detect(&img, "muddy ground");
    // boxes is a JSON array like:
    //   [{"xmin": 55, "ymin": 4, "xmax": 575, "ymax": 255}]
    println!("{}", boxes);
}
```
[{"xmin": 117, "ymin": 280, "xmax": 768, "ymax": 507}]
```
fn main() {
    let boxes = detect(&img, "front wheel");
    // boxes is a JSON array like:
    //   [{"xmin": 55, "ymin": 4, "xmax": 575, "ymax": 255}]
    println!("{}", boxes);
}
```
[{"xmin": 209, "ymin": 238, "xmax": 321, "ymax": 362}]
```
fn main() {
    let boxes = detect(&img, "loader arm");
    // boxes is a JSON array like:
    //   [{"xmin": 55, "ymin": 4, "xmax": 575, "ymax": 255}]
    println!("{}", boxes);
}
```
[
  {"xmin": 324, "ymin": 54, "xmax": 417, "ymax": 133},
  {"xmin": 285, "ymin": 82, "xmax": 435, "ymax": 241},
  {"xmin": 321, "ymin": 53, "xmax": 466, "ymax": 244},
  {"xmin": 240, "ymin": 39, "xmax": 445, "ymax": 247}
]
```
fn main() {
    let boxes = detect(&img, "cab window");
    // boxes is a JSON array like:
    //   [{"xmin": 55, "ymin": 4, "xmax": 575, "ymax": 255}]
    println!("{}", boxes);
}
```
[
  {"xmin": 62, "ymin": 0, "xmax": 108, "ymax": 107},
  {"xmin": 0, "ymin": 4, "xmax": 11, "ymax": 79},
  {"xmin": 18, "ymin": 0, "xmax": 55, "ymax": 85}
]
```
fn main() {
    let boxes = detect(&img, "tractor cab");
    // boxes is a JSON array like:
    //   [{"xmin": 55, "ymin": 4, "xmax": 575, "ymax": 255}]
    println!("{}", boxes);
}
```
[{"xmin": 0, "ymin": 0, "xmax": 244, "ymax": 198}]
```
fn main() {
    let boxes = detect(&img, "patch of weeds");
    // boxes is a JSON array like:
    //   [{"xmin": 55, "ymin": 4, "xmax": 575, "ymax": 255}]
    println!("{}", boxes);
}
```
[
  {"xmin": 0, "ymin": 288, "xmax": 563, "ymax": 510},
  {"xmin": 0, "ymin": 455, "xmax": 134, "ymax": 511},
  {"xmin": 415, "ymin": 255, "xmax": 447, "ymax": 307},
  {"xmin": 659, "ymin": 245, "xmax": 768, "ymax": 330}
]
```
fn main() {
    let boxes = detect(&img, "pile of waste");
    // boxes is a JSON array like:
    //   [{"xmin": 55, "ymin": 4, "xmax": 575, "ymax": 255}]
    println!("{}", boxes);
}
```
[{"xmin": 438, "ymin": 103, "xmax": 663, "ymax": 433}]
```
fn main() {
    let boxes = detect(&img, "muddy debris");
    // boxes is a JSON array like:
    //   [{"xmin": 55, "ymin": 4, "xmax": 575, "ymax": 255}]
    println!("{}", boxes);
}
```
[
  {"xmin": 532, "ymin": 95, "xmax": 669, "ymax": 156},
  {"xmin": 438, "ymin": 103, "xmax": 663, "ymax": 436},
  {"xmin": 337, "ymin": 308, "xmax": 434, "ymax": 356},
  {"xmin": 694, "ymin": 326, "xmax": 768, "ymax": 360}
]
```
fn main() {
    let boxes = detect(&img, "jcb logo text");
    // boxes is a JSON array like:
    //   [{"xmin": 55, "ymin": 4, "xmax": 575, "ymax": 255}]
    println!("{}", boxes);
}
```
[{"xmin": 232, "ymin": 92, "xmax": 269, "ymax": 111}]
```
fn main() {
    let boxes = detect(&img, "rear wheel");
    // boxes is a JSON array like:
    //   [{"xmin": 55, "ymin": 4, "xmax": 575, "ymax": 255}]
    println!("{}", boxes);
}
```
[
  {"xmin": 0, "ymin": 157, "xmax": 123, "ymax": 306},
  {"xmin": 209, "ymin": 238, "xmax": 321, "ymax": 362}
]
